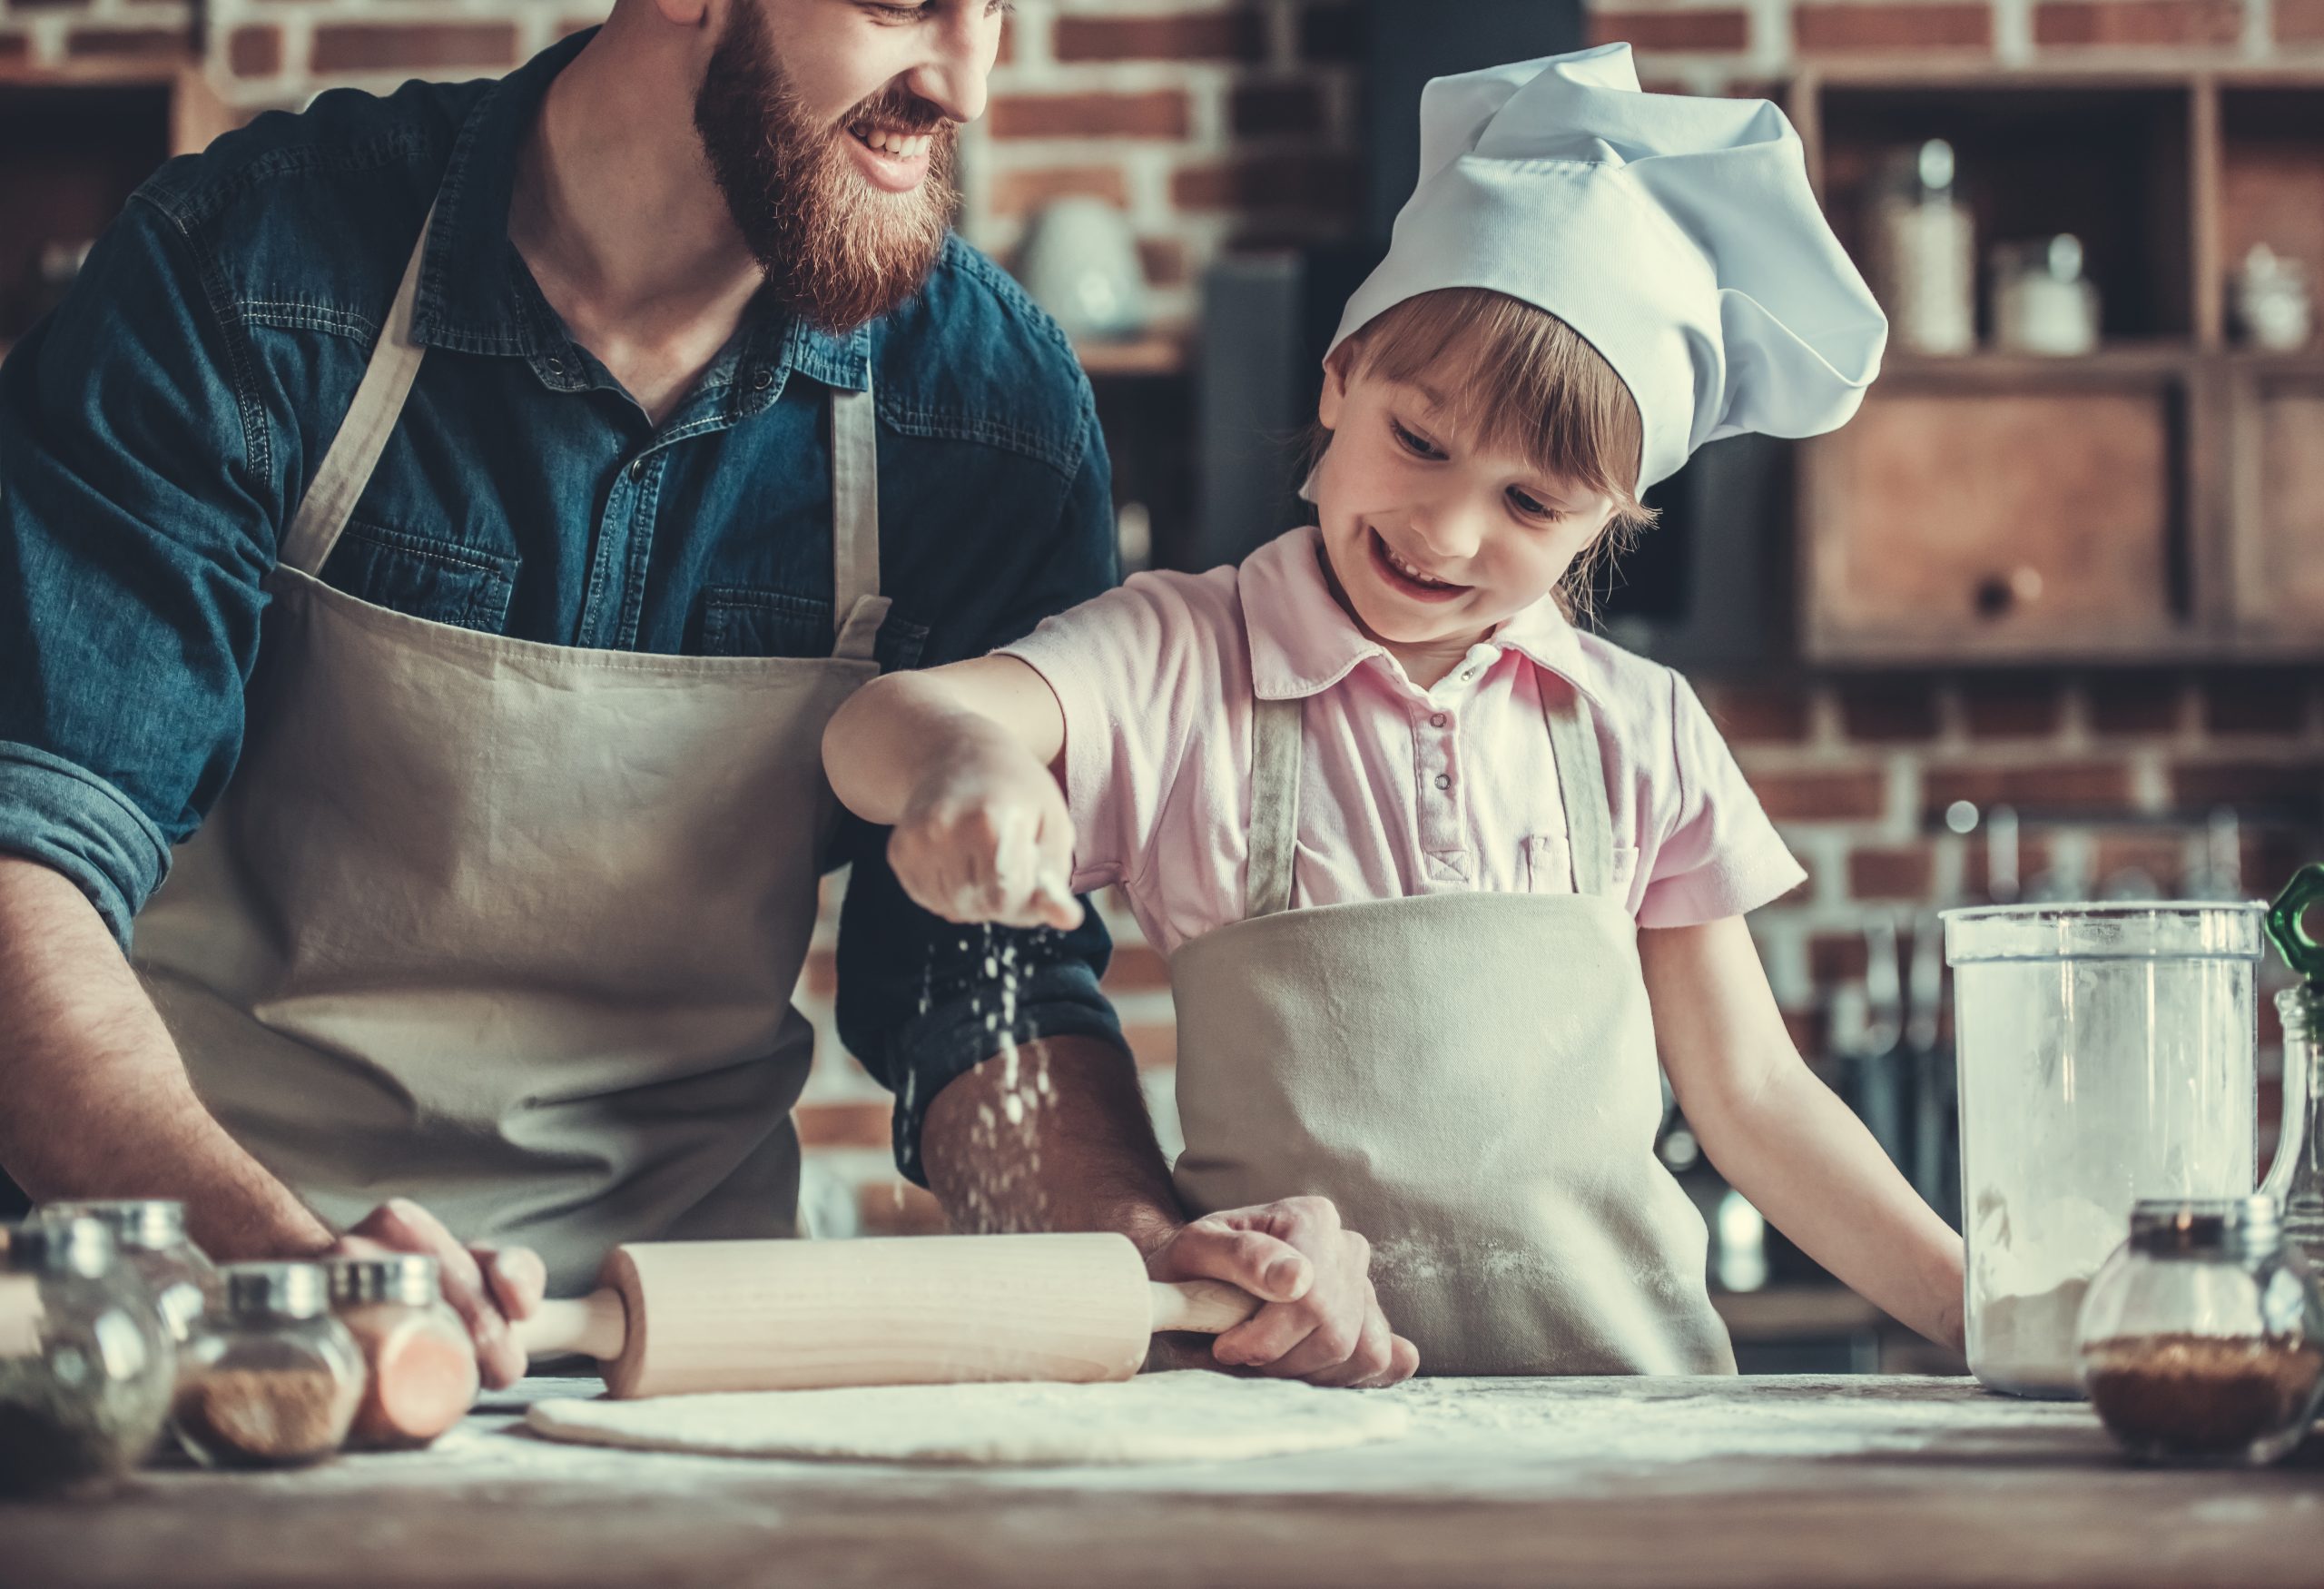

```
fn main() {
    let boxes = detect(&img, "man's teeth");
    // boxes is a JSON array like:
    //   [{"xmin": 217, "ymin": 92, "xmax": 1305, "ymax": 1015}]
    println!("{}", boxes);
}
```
[{"xmin": 857, "ymin": 127, "xmax": 933, "ymax": 158}]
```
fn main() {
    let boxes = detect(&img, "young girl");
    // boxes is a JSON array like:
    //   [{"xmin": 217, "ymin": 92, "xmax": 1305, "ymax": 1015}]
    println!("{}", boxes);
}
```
[{"xmin": 826, "ymin": 46, "xmax": 1966, "ymax": 1377}]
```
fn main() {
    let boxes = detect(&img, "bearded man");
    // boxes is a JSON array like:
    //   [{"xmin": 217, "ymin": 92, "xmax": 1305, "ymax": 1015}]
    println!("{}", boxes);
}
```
[{"xmin": 0, "ymin": 0, "xmax": 1403, "ymax": 1390}]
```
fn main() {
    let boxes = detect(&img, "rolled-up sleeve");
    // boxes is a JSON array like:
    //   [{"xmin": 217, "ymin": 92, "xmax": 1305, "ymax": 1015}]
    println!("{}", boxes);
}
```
[
  {"xmin": 833, "ymin": 394, "xmax": 1128, "ymax": 1183},
  {"xmin": 0, "ymin": 191, "xmax": 279, "ymax": 943}
]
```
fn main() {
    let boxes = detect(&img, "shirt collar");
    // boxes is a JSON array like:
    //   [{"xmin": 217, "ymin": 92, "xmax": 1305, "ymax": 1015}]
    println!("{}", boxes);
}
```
[
  {"xmin": 408, "ymin": 29, "xmax": 871, "ymax": 394},
  {"xmin": 1240, "ymin": 527, "xmax": 1607, "ymax": 711}
]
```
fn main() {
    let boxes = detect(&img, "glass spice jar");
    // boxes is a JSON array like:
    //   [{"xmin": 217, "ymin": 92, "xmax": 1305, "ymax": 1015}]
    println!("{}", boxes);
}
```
[
  {"xmin": 2076, "ymin": 1197, "xmax": 2324, "ymax": 1466},
  {"xmin": 324, "ymin": 1254, "xmax": 478, "ymax": 1450},
  {"xmin": 175, "ymin": 1262, "xmax": 365, "ymax": 1469},
  {"xmin": 39, "ymin": 1199, "xmax": 217, "ymax": 1351},
  {"xmin": 0, "ymin": 1217, "xmax": 177, "ymax": 1495}
]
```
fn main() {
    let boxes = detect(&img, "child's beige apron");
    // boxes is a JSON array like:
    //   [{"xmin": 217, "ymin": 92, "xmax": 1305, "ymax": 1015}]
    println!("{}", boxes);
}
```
[
  {"xmin": 1169, "ymin": 636, "xmax": 1734, "ymax": 1376},
  {"xmin": 132, "ymin": 202, "xmax": 889, "ymax": 1292}
]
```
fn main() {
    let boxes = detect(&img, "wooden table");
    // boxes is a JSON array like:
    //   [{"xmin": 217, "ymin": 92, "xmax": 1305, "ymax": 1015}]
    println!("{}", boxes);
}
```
[{"xmin": 6, "ymin": 1375, "xmax": 2322, "ymax": 1588}]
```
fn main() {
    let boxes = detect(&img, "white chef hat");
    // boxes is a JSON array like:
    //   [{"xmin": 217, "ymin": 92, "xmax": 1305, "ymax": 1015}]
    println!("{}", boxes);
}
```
[{"xmin": 1330, "ymin": 44, "xmax": 1886, "ymax": 490}]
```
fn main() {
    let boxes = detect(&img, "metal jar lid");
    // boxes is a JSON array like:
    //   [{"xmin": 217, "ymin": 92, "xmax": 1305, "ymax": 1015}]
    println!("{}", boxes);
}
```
[
  {"xmin": 325, "ymin": 1253, "xmax": 440, "ymax": 1309},
  {"xmin": 220, "ymin": 1261, "xmax": 330, "ymax": 1321},
  {"xmin": 39, "ymin": 1199, "xmax": 189, "ymax": 1255},
  {"xmin": 0, "ymin": 1216, "xmax": 117, "ymax": 1278},
  {"xmin": 2128, "ymin": 1196, "xmax": 2282, "ymax": 1258}
]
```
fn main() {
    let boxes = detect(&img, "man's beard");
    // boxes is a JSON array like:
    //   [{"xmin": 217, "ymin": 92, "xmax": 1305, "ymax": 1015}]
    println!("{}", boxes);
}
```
[{"xmin": 693, "ymin": 1, "xmax": 960, "ymax": 333}]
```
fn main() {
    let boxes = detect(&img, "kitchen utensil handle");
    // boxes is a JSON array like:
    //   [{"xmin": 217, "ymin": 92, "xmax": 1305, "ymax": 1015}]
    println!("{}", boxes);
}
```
[
  {"xmin": 513, "ymin": 1288, "xmax": 628, "ymax": 1363},
  {"xmin": 1149, "ymin": 1280, "xmax": 1264, "ymax": 1336}
]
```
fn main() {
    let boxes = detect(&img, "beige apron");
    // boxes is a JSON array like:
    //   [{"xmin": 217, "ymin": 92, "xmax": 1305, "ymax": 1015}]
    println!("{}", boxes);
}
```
[
  {"xmin": 1169, "ymin": 638, "xmax": 1733, "ymax": 1376},
  {"xmin": 133, "ymin": 204, "xmax": 889, "ymax": 1292}
]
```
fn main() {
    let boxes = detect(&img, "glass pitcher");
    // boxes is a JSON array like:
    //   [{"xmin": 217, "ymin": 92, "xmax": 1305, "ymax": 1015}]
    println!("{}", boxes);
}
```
[
  {"xmin": 1943, "ymin": 900, "xmax": 2307, "ymax": 1398},
  {"xmin": 2270, "ymin": 864, "xmax": 2324, "ymax": 1270}
]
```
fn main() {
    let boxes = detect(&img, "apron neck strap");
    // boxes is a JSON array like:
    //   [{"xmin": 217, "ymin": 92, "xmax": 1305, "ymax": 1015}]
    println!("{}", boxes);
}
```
[
  {"xmin": 278, "ymin": 202, "xmax": 888, "ymax": 666},
  {"xmin": 1540, "ymin": 676, "xmax": 1616, "ymax": 898},
  {"xmin": 277, "ymin": 202, "xmax": 437, "ymax": 577},
  {"xmin": 1241, "ymin": 651, "xmax": 1620, "ymax": 919}
]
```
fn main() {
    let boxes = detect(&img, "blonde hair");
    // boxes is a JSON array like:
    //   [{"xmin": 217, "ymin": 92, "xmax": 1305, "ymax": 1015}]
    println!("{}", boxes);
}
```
[{"xmin": 1324, "ymin": 288, "xmax": 1656, "ymax": 619}]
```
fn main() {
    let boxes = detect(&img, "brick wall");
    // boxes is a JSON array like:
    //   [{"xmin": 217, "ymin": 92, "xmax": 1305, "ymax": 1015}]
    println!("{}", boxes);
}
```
[{"xmin": 5, "ymin": 0, "xmax": 2319, "ymax": 1236}]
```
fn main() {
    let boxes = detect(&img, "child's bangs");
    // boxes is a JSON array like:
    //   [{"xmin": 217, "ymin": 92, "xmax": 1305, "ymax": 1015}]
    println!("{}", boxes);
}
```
[{"xmin": 1347, "ymin": 289, "xmax": 1645, "ymax": 513}]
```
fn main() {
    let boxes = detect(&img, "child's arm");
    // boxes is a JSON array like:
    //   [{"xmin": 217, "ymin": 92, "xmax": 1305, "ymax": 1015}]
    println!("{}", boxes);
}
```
[
  {"xmin": 822, "ymin": 656, "xmax": 1083, "ymax": 932},
  {"xmin": 1641, "ymin": 916, "xmax": 1967, "ymax": 1351}
]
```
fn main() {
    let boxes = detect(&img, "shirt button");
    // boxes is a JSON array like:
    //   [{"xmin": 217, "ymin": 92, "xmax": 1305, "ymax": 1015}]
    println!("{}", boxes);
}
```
[
  {"xmin": 1434, "ymin": 774, "xmax": 1452, "ymax": 791},
  {"xmin": 546, "ymin": 356, "xmax": 565, "ymax": 376},
  {"xmin": 753, "ymin": 369, "xmax": 774, "ymax": 391},
  {"xmin": 1430, "ymin": 713, "xmax": 1447, "ymax": 728},
  {"xmin": 628, "ymin": 458, "xmax": 645, "ymax": 481}
]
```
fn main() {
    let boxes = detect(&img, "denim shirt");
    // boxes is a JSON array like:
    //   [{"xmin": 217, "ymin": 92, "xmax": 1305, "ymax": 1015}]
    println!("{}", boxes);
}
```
[{"xmin": 0, "ymin": 32, "xmax": 1123, "ymax": 1179}]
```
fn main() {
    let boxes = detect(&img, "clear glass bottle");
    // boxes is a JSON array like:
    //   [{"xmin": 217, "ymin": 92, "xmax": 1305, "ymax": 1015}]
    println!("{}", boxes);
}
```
[
  {"xmin": 175, "ymin": 1262, "xmax": 365, "ymax": 1469},
  {"xmin": 0, "ymin": 1217, "xmax": 177, "ymax": 1495},
  {"xmin": 1943, "ymin": 902, "xmax": 2279, "ymax": 1398},
  {"xmin": 2077, "ymin": 1197, "xmax": 2324, "ymax": 1466},
  {"xmin": 325, "ymin": 1254, "xmax": 477, "ymax": 1450},
  {"xmin": 39, "ymin": 1199, "xmax": 217, "ymax": 1350}
]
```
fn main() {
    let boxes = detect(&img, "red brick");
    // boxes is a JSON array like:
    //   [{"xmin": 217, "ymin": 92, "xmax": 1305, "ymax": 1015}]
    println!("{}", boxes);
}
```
[
  {"xmin": 1137, "ymin": 236, "xmax": 1192, "ymax": 288},
  {"xmin": 1837, "ymin": 678, "xmax": 1942, "ymax": 743},
  {"xmin": 2200, "ymin": 671, "xmax": 2314, "ymax": 737},
  {"xmin": 310, "ymin": 22, "xmax": 519, "ymax": 74},
  {"xmin": 1810, "ymin": 932, "xmax": 1872, "ymax": 982},
  {"xmin": 2171, "ymin": 759, "xmax": 2324, "ymax": 807},
  {"xmin": 2092, "ymin": 830, "xmax": 2185, "ymax": 895},
  {"xmin": 1699, "ymin": 681, "xmax": 1812, "ymax": 745},
  {"xmin": 1230, "ymin": 81, "xmax": 1327, "ymax": 137},
  {"xmin": 1795, "ymin": 3, "xmax": 1993, "ymax": 52},
  {"xmin": 2281, "ymin": 0, "xmax": 2324, "ymax": 41},
  {"xmin": 990, "ymin": 90, "xmax": 1191, "ymax": 140},
  {"xmin": 1590, "ymin": 9, "xmax": 1752, "ymax": 51},
  {"xmin": 227, "ymin": 25, "xmax": 281, "ymax": 80},
  {"xmin": 1849, "ymin": 844, "xmax": 1935, "ymax": 901},
  {"xmin": 1171, "ymin": 153, "xmax": 1358, "ymax": 212},
  {"xmin": 2033, "ymin": 0, "xmax": 2242, "ymax": 46},
  {"xmin": 64, "ymin": 26, "xmax": 187, "ymax": 59},
  {"xmin": 0, "ymin": 34, "xmax": 25, "ymax": 64},
  {"xmin": 1749, "ymin": 768, "xmax": 1888, "ymax": 822},
  {"xmin": 1923, "ymin": 762, "xmax": 2135, "ymax": 819},
  {"xmin": 1959, "ymin": 677, "xmax": 2065, "ymax": 739},
  {"xmin": 1054, "ymin": 8, "xmax": 1265, "ymax": 63},
  {"xmin": 1298, "ymin": 1, "xmax": 1364, "ymax": 61},
  {"xmin": 858, "ymin": 1180, "xmax": 951, "ymax": 1237},
  {"xmin": 1100, "ymin": 943, "xmax": 1171, "ymax": 992},
  {"xmin": 2086, "ymin": 672, "xmax": 2185, "ymax": 735},
  {"xmin": 802, "ymin": 945, "xmax": 837, "ymax": 998},
  {"xmin": 1124, "ymin": 1022, "xmax": 1177, "ymax": 1071},
  {"xmin": 795, "ymin": 1100, "xmax": 890, "ymax": 1150},
  {"xmin": 990, "ymin": 163, "xmax": 1131, "ymax": 220}
]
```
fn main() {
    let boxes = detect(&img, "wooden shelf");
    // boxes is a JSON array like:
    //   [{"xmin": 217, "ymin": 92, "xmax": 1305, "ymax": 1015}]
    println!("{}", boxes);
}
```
[
  {"xmin": 1073, "ymin": 333, "xmax": 1190, "ymax": 380},
  {"xmin": 1792, "ymin": 64, "xmax": 2324, "ymax": 666}
]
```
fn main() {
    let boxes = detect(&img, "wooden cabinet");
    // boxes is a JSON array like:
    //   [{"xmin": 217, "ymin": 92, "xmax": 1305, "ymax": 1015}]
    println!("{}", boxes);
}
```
[{"xmin": 1792, "ymin": 68, "xmax": 2324, "ymax": 665}]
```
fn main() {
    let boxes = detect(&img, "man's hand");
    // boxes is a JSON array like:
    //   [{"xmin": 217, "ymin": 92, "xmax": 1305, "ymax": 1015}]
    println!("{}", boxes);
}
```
[
  {"xmin": 330, "ymin": 1199, "xmax": 547, "ymax": 1390},
  {"xmin": 1145, "ymin": 1197, "xmax": 1418, "ymax": 1388},
  {"xmin": 887, "ymin": 737, "xmax": 1082, "ymax": 932}
]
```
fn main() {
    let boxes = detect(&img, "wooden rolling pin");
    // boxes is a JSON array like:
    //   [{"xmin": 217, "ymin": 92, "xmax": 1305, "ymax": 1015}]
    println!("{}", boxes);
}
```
[{"xmin": 511, "ymin": 1232, "xmax": 1262, "ymax": 1398}]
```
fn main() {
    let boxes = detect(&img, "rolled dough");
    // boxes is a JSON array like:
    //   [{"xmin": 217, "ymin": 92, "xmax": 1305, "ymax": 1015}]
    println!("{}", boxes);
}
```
[{"xmin": 526, "ymin": 1372, "xmax": 1411, "ymax": 1466}]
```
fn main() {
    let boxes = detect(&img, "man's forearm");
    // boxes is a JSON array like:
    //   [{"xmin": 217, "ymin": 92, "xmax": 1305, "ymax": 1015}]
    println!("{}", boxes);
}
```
[
  {"xmin": 0, "ymin": 855, "xmax": 330, "ymax": 1258},
  {"xmin": 920, "ymin": 1032, "xmax": 1183, "ymax": 1254}
]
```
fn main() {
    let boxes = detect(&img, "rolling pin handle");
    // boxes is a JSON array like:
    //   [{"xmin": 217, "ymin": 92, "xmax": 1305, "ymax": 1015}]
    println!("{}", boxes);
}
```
[
  {"xmin": 1148, "ymin": 1279, "xmax": 1264, "ymax": 1336},
  {"xmin": 513, "ymin": 1288, "xmax": 630, "ymax": 1364}
]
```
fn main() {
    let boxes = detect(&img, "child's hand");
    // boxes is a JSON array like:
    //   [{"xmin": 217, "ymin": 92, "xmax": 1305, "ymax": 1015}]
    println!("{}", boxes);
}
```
[{"xmin": 888, "ymin": 740, "xmax": 1084, "ymax": 931}]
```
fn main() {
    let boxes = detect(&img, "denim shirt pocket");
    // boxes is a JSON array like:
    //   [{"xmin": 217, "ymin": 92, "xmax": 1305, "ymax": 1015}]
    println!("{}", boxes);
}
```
[
  {"xmin": 320, "ymin": 519, "xmax": 518, "ymax": 634},
  {"xmin": 699, "ymin": 587, "xmax": 929, "ymax": 670}
]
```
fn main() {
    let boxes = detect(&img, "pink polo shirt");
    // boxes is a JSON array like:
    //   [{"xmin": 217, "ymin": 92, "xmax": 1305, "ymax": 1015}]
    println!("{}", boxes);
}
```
[{"xmin": 998, "ymin": 527, "xmax": 1804, "ymax": 959}]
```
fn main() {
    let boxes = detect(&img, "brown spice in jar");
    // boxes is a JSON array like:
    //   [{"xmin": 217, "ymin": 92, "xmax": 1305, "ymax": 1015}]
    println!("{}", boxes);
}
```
[
  {"xmin": 174, "ymin": 1366, "xmax": 353, "ymax": 1467},
  {"xmin": 2083, "ymin": 1334, "xmax": 2324, "ymax": 1456}
]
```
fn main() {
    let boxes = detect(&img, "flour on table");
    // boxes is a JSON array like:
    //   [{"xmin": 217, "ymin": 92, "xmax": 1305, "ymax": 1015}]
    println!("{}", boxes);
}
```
[{"xmin": 526, "ymin": 1372, "xmax": 1411, "ymax": 1466}]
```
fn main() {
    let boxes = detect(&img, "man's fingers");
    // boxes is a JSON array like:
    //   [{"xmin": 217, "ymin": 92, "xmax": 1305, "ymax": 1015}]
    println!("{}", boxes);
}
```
[
  {"xmin": 353, "ymin": 1199, "xmax": 518, "ymax": 1388},
  {"xmin": 472, "ymin": 1243, "xmax": 547, "ymax": 1324},
  {"xmin": 1164, "ymin": 1220, "xmax": 1315, "ymax": 1304},
  {"xmin": 1302, "ymin": 1298, "xmax": 1396, "ymax": 1387},
  {"xmin": 1212, "ymin": 1300, "xmax": 1320, "ymax": 1370}
]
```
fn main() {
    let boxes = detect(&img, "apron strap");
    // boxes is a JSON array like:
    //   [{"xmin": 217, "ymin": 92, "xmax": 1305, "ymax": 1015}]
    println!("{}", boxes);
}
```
[
  {"xmin": 1245, "ymin": 696, "xmax": 1304, "ymax": 919},
  {"xmin": 828, "ymin": 384, "xmax": 886, "ymax": 663},
  {"xmin": 1541, "ymin": 676, "xmax": 1617, "ymax": 897},
  {"xmin": 277, "ymin": 203, "xmax": 436, "ymax": 577}
]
